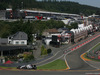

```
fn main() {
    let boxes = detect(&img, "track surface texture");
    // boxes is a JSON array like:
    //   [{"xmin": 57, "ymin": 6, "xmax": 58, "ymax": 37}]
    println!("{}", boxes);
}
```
[{"xmin": 65, "ymin": 34, "xmax": 100, "ymax": 70}]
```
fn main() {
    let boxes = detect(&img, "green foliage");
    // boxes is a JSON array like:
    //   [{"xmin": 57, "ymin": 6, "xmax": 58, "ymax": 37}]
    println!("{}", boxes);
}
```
[
  {"xmin": 66, "ymin": 22, "xmax": 78, "ymax": 30},
  {"xmin": 7, "ymin": 56, "xmax": 18, "ymax": 61},
  {"xmin": 23, "ymin": 54, "xmax": 34, "ymax": 61},
  {"xmin": 71, "ymin": 22, "xmax": 78, "ymax": 29},
  {"xmin": 41, "ymin": 45, "xmax": 47, "ymax": 55},
  {"xmin": 46, "ymin": 19, "xmax": 65, "ymax": 29},
  {"xmin": 5, "ymin": 56, "xmax": 8, "ymax": 62},
  {"xmin": 47, "ymin": 48, "xmax": 52, "ymax": 54},
  {"xmin": 38, "ymin": 59, "xmax": 67, "ymax": 70},
  {"xmin": 0, "ymin": 20, "xmax": 65, "ymax": 43},
  {"xmin": 85, "ymin": 53, "xmax": 100, "ymax": 62}
]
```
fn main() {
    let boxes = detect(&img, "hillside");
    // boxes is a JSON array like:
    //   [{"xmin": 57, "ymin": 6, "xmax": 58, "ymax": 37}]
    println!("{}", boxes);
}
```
[{"xmin": 0, "ymin": 0, "xmax": 100, "ymax": 15}]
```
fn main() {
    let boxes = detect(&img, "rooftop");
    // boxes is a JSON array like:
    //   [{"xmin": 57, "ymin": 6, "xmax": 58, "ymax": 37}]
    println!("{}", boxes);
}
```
[{"xmin": 9, "ymin": 31, "xmax": 28, "ymax": 40}]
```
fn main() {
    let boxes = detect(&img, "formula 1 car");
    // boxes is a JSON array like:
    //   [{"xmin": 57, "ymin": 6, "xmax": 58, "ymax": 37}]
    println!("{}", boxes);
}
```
[{"xmin": 17, "ymin": 64, "xmax": 37, "ymax": 70}]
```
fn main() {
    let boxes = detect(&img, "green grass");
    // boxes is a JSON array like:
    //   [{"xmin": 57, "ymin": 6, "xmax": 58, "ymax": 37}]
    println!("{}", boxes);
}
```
[
  {"xmin": 90, "ymin": 43, "xmax": 100, "ymax": 52},
  {"xmin": 84, "ymin": 53, "xmax": 100, "ymax": 62},
  {"xmin": 85, "ymin": 42, "xmax": 100, "ymax": 62},
  {"xmin": 93, "ymin": 43, "xmax": 100, "ymax": 49},
  {"xmin": 37, "ymin": 59, "xmax": 67, "ymax": 70},
  {"xmin": 86, "ymin": 43, "xmax": 100, "ymax": 62},
  {"xmin": 0, "ymin": 59, "xmax": 67, "ymax": 70},
  {"xmin": 0, "ymin": 66, "xmax": 16, "ymax": 69}
]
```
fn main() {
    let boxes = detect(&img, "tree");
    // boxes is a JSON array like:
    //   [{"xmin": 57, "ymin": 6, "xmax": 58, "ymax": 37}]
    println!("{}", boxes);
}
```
[
  {"xmin": 71, "ymin": 22, "xmax": 78, "ymax": 29},
  {"xmin": 0, "ymin": 24, "xmax": 11, "ymax": 38},
  {"xmin": 23, "ymin": 52, "xmax": 34, "ymax": 61},
  {"xmin": 47, "ymin": 48, "xmax": 52, "ymax": 54},
  {"xmin": 41, "ymin": 45, "xmax": 47, "ymax": 55},
  {"xmin": 66, "ymin": 22, "xmax": 78, "ymax": 30}
]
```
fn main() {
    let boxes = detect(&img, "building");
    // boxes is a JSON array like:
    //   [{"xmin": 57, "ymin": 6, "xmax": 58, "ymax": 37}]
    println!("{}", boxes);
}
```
[
  {"xmin": 0, "ymin": 32, "xmax": 29, "ymax": 58},
  {"xmin": 42, "ymin": 28, "xmax": 59, "ymax": 37},
  {"xmin": 5, "ymin": 8, "xmax": 80, "ymax": 20},
  {"xmin": 0, "ymin": 38, "xmax": 8, "ymax": 45},
  {"xmin": 43, "ymin": 28, "xmax": 70, "ymax": 45},
  {"xmin": 58, "ymin": 27, "xmax": 69, "ymax": 33},
  {"xmin": 61, "ymin": 19, "xmax": 75, "ymax": 25},
  {"xmin": 8, "ymin": 31, "xmax": 28, "ymax": 45}
]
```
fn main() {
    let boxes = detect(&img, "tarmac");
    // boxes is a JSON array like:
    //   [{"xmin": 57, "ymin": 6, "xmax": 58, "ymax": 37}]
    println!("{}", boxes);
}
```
[{"xmin": 65, "ymin": 33, "xmax": 100, "ymax": 70}]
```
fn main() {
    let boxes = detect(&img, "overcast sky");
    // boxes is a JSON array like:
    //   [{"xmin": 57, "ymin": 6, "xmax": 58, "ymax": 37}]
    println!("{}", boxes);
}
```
[{"xmin": 69, "ymin": 0, "xmax": 100, "ymax": 8}]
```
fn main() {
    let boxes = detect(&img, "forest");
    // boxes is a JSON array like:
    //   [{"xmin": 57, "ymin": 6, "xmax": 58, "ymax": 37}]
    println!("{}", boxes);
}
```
[
  {"xmin": 0, "ymin": 19, "xmax": 78, "ymax": 43},
  {"xmin": 0, "ymin": 19, "xmax": 65, "ymax": 42},
  {"xmin": 0, "ymin": 0, "xmax": 100, "ymax": 15}
]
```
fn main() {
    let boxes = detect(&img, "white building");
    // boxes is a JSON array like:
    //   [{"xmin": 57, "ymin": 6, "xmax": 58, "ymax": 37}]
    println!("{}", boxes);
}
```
[
  {"xmin": 8, "ymin": 32, "xmax": 28, "ymax": 45},
  {"xmin": 61, "ymin": 19, "xmax": 75, "ymax": 25}
]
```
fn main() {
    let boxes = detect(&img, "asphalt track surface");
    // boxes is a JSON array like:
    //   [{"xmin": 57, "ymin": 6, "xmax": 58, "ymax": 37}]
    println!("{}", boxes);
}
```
[
  {"xmin": 1, "ymin": 70, "xmax": 100, "ymax": 75},
  {"xmin": 36, "ymin": 33, "xmax": 100, "ymax": 66},
  {"xmin": 65, "ymin": 34, "xmax": 100, "ymax": 70},
  {"xmin": 36, "ymin": 32, "xmax": 100, "ymax": 66}
]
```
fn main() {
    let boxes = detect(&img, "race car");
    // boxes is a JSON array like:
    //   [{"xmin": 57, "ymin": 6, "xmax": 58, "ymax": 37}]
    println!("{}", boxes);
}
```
[{"xmin": 17, "ymin": 64, "xmax": 37, "ymax": 70}]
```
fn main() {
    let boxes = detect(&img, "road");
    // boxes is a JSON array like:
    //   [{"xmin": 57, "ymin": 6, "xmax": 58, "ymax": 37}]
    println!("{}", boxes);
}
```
[
  {"xmin": 65, "ymin": 33, "xmax": 100, "ymax": 70},
  {"xmin": 1, "ymin": 70, "xmax": 100, "ymax": 75},
  {"xmin": 35, "ymin": 32, "xmax": 100, "ymax": 66}
]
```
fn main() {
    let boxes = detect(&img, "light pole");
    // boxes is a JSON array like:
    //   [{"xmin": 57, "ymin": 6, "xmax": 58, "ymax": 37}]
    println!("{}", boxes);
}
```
[{"xmin": 21, "ymin": 2, "xmax": 23, "ymax": 9}]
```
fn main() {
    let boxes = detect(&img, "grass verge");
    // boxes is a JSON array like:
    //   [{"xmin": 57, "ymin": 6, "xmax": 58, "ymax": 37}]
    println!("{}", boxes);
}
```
[
  {"xmin": 84, "ymin": 42, "xmax": 100, "ymax": 62},
  {"xmin": 84, "ymin": 53, "xmax": 100, "ymax": 62},
  {"xmin": 81, "ymin": 53, "xmax": 91, "ymax": 61},
  {"xmin": 37, "ymin": 59, "xmax": 67, "ymax": 70},
  {"xmin": 89, "ymin": 43, "xmax": 100, "ymax": 53},
  {"xmin": 0, "ymin": 66, "xmax": 16, "ymax": 69}
]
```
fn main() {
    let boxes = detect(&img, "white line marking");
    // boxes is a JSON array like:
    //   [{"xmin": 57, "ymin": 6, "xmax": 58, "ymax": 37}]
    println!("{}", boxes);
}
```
[
  {"xmin": 36, "ymin": 50, "xmax": 61, "ymax": 65},
  {"xmin": 38, "ymin": 54, "xmax": 64, "ymax": 66}
]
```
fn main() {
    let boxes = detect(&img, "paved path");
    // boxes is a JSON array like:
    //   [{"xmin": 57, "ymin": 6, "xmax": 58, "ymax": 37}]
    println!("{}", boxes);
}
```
[
  {"xmin": 36, "ymin": 32, "xmax": 100, "ymax": 66},
  {"xmin": 65, "ymin": 34, "xmax": 100, "ymax": 70},
  {"xmin": 86, "ymin": 60, "xmax": 100, "ymax": 69}
]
